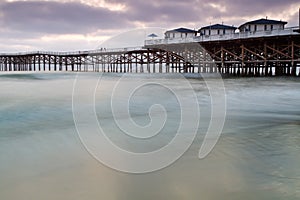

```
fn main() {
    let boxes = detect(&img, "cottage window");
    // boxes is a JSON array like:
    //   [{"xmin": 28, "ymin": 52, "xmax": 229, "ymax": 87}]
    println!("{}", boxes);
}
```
[
  {"xmin": 254, "ymin": 25, "xmax": 257, "ymax": 32},
  {"xmin": 264, "ymin": 25, "xmax": 267, "ymax": 31}
]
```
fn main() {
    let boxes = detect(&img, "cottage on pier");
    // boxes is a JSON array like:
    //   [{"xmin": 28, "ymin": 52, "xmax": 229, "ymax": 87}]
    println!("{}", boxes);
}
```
[
  {"xmin": 164, "ymin": 28, "xmax": 197, "ymax": 39},
  {"xmin": 239, "ymin": 18, "xmax": 287, "ymax": 33},
  {"xmin": 199, "ymin": 24, "xmax": 237, "ymax": 36}
]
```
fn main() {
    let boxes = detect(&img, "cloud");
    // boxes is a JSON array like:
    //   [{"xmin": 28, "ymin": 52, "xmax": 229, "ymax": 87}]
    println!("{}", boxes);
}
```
[
  {"xmin": 0, "ymin": 0, "xmax": 298, "ymax": 52},
  {"xmin": 106, "ymin": 0, "xmax": 299, "ymax": 26},
  {"xmin": 0, "ymin": 0, "xmax": 298, "ymax": 34},
  {"xmin": 0, "ymin": 1, "xmax": 132, "ymax": 34}
]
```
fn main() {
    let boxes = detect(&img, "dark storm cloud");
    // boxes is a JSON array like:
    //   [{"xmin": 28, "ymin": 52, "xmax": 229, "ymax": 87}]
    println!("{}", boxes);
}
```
[{"xmin": 0, "ymin": 1, "xmax": 132, "ymax": 34}]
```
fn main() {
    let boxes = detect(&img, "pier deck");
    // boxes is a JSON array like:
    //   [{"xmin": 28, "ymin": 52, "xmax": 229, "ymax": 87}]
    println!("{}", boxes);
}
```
[{"xmin": 0, "ymin": 33, "xmax": 300, "ymax": 76}]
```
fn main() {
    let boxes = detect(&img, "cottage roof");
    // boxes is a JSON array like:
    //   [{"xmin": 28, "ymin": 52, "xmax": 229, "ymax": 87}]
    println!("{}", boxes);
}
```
[
  {"xmin": 165, "ymin": 28, "xmax": 197, "ymax": 33},
  {"xmin": 199, "ymin": 24, "xmax": 237, "ymax": 31},
  {"xmin": 239, "ymin": 19, "xmax": 287, "ymax": 29}
]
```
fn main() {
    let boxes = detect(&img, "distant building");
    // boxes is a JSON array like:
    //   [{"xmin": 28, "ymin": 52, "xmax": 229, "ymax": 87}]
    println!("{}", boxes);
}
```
[
  {"xmin": 239, "ymin": 18, "xmax": 287, "ymax": 33},
  {"xmin": 199, "ymin": 24, "xmax": 237, "ymax": 36},
  {"xmin": 165, "ymin": 28, "xmax": 197, "ymax": 39}
]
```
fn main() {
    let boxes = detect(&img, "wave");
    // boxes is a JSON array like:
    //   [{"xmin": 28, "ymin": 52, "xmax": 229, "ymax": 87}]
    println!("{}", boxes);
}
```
[
  {"xmin": 0, "ymin": 72, "xmax": 77, "ymax": 81},
  {"xmin": 0, "ymin": 73, "xmax": 44, "ymax": 80}
]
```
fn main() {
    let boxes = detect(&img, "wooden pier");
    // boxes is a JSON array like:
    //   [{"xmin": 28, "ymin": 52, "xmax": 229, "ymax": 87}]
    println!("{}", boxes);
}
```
[
  {"xmin": 0, "ymin": 34, "xmax": 300, "ymax": 76},
  {"xmin": 0, "ymin": 49, "xmax": 191, "ymax": 73},
  {"xmin": 200, "ymin": 34, "xmax": 300, "ymax": 76}
]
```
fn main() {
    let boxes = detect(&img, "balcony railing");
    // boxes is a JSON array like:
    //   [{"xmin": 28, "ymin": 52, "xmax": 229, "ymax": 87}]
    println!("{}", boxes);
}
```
[{"xmin": 145, "ymin": 27, "xmax": 300, "ymax": 46}]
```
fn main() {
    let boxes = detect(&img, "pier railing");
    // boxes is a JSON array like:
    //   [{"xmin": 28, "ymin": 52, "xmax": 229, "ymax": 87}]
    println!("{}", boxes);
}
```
[
  {"xmin": 145, "ymin": 26, "xmax": 300, "ymax": 45},
  {"xmin": 0, "ymin": 47, "xmax": 143, "ymax": 56}
]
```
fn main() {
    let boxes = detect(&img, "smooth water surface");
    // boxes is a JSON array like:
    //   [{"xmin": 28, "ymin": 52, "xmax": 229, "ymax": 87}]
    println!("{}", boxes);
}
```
[{"xmin": 0, "ymin": 72, "xmax": 299, "ymax": 200}]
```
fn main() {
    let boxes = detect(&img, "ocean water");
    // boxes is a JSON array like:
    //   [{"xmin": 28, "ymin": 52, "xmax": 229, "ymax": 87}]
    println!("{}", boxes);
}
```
[{"xmin": 0, "ymin": 72, "xmax": 299, "ymax": 200}]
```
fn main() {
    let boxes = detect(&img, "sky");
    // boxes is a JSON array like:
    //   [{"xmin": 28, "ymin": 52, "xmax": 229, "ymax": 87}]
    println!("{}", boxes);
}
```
[{"xmin": 0, "ymin": 0, "xmax": 299, "ymax": 52}]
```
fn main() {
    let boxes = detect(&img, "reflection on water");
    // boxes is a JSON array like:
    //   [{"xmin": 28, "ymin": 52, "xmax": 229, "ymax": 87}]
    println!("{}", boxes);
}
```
[{"xmin": 0, "ymin": 73, "xmax": 299, "ymax": 200}]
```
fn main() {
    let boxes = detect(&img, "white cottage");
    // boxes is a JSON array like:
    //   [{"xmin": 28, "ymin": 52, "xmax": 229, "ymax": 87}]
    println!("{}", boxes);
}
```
[
  {"xmin": 199, "ymin": 24, "xmax": 237, "ymax": 36},
  {"xmin": 239, "ymin": 18, "xmax": 287, "ymax": 33},
  {"xmin": 165, "ymin": 28, "xmax": 197, "ymax": 39}
]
